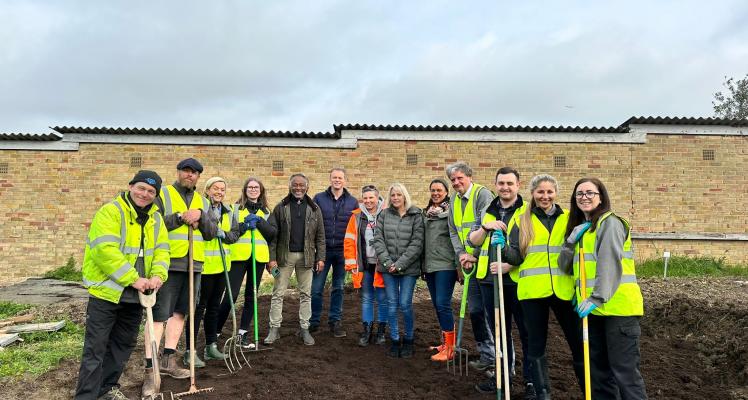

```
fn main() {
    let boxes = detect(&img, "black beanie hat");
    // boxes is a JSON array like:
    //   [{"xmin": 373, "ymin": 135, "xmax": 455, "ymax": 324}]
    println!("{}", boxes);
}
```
[{"xmin": 129, "ymin": 170, "xmax": 162, "ymax": 192}]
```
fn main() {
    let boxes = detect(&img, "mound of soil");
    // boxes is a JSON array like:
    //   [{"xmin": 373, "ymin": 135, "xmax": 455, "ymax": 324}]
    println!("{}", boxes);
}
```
[{"xmin": 1, "ymin": 278, "xmax": 746, "ymax": 399}]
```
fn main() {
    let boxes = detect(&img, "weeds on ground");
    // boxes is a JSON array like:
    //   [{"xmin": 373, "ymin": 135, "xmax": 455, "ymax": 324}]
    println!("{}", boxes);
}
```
[
  {"xmin": 43, "ymin": 256, "xmax": 82, "ymax": 283},
  {"xmin": 0, "ymin": 301, "xmax": 84, "ymax": 379},
  {"xmin": 0, "ymin": 301, "xmax": 33, "ymax": 320},
  {"xmin": 637, "ymin": 255, "xmax": 748, "ymax": 278}
]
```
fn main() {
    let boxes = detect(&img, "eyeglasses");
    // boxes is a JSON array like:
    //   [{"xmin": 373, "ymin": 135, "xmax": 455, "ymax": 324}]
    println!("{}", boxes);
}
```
[
  {"xmin": 575, "ymin": 191, "xmax": 600, "ymax": 199},
  {"xmin": 247, "ymin": 186, "xmax": 261, "ymax": 190}
]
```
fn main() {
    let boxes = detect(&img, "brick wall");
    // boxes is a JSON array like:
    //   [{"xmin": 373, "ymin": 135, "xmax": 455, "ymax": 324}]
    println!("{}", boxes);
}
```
[{"xmin": 0, "ymin": 133, "xmax": 745, "ymax": 285}]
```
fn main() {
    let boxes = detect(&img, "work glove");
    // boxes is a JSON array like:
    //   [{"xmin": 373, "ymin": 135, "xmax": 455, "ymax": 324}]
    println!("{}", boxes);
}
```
[
  {"xmin": 490, "ymin": 230, "xmax": 506, "ymax": 249},
  {"xmin": 243, "ymin": 213, "xmax": 261, "ymax": 230},
  {"xmin": 567, "ymin": 221, "xmax": 592, "ymax": 245},
  {"xmin": 576, "ymin": 298, "xmax": 598, "ymax": 318}
]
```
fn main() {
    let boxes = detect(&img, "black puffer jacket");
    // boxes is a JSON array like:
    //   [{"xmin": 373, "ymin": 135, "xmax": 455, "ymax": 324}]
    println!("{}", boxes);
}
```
[{"xmin": 372, "ymin": 205, "xmax": 424, "ymax": 276}]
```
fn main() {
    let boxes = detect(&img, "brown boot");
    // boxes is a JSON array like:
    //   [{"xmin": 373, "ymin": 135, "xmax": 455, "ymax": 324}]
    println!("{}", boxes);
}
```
[
  {"xmin": 142, "ymin": 367, "xmax": 159, "ymax": 398},
  {"xmin": 159, "ymin": 351, "xmax": 190, "ymax": 379},
  {"xmin": 431, "ymin": 330, "xmax": 455, "ymax": 362}
]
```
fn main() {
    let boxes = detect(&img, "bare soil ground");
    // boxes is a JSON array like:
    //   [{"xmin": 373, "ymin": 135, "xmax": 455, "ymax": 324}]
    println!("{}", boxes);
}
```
[{"xmin": 1, "ymin": 277, "xmax": 746, "ymax": 400}]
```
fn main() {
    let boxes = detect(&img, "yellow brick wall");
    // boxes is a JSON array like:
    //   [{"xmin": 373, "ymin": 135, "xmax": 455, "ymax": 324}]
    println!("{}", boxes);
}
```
[{"xmin": 0, "ymin": 134, "xmax": 745, "ymax": 285}]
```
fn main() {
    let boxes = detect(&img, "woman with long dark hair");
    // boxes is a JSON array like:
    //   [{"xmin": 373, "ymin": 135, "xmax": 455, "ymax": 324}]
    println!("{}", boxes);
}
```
[
  {"xmin": 216, "ymin": 177, "xmax": 277, "ymax": 348},
  {"xmin": 558, "ymin": 177, "xmax": 647, "ymax": 399}
]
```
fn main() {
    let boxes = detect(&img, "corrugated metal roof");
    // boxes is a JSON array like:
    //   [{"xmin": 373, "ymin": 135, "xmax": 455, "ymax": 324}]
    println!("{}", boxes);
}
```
[
  {"xmin": 622, "ymin": 116, "xmax": 748, "ymax": 126},
  {"xmin": 52, "ymin": 126, "xmax": 340, "ymax": 139},
  {"xmin": 334, "ymin": 123, "xmax": 628, "ymax": 134},
  {"xmin": 0, "ymin": 132, "xmax": 62, "ymax": 141}
]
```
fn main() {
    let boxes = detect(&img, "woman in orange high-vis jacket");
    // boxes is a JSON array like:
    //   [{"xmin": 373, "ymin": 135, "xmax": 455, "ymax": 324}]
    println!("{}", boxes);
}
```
[{"xmin": 344, "ymin": 185, "xmax": 388, "ymax": 346}]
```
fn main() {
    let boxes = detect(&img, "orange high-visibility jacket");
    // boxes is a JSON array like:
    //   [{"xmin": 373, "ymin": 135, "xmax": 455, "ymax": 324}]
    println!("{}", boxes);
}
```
[{"xmin": 344, "ymin": 209, "xmax": 384, "ymax": 288}]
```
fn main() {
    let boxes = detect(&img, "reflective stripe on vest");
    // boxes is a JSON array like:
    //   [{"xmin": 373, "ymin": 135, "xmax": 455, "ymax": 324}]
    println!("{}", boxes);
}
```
[
  {"xmin": 202, "ymin": 210, "xmax": 233, "ymax": 275},
  {"xmin": 476, "ymin": 202, "xmax": 526, "ymax": 281},
  {"xmin": 452, "ymin": 184, "xmax": 486, "ymax": 255},
  {"xmin": 82, "ymin": 196, "xmax": 166, "ymax": 303},
  {"xmin": 160, "ymin": 186, "xmax": 209, "ymax": 261},
  {"xmin": 516, "ymin": 209, "xmax": 574, "ymax": 301},
  {"xmin": 229, "ymin": 205, "xmax": 270, "ymax": 263},
  {"xmin": 573, "ymin": 211, "xmax": 644, "ymax": 316}
]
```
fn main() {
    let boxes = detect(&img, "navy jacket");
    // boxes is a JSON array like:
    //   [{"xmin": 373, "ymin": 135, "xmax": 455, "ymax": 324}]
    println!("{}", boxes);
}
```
[{"xmin": 313, "ymin": 187, "xmax": 359, "ymax": 254}]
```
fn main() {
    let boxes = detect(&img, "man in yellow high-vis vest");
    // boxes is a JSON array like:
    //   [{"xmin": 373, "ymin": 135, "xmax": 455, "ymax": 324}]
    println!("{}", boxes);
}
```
[
  {"xmin": 445, "ymin": 161, "xmax": 496, "ymax": 371},
  {"xmin": 144, "ymin": 158, "xmax": 217, "ymax": 388},
  {"xmin": 75, "ymin": 170, "xmax": 168, "ymax": 400}
]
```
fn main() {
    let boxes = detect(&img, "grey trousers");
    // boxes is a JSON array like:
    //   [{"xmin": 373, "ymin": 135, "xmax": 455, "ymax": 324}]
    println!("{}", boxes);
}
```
[{"xmin": 269, "ymin": 252, "xmax": 313, "ymax": 329}]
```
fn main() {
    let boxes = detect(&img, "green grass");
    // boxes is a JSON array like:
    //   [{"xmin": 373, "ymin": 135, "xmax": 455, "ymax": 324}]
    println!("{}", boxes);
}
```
[
  {"xmin": 0, "ymin": 301, "xmax": 84, "ymax": 380},
  {"xmin": 637, "ymin": 255, "xmax": 748, "ymax": 278},
  {"xmin": 0, "ymin": 320, "xmax": 84, "ymax": 378},
  {"xmin": 0, "ymin": 302, "xmax": 33, "ymax": 320},
  {"xmin": 43, "ymin": 256, "xmax": 82, "ymax": 283}
]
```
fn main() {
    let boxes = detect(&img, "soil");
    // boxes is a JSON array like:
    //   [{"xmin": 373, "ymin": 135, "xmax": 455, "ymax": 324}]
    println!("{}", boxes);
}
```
[{"xmin": 1, "ymin": 277, "xmax": 746, "ymax": 400}]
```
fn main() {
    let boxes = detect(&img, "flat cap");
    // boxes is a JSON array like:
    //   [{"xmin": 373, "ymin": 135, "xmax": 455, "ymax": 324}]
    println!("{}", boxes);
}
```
[{"xmin": 176, "ymin": 157, "xmax": 203, "ymax": 173}]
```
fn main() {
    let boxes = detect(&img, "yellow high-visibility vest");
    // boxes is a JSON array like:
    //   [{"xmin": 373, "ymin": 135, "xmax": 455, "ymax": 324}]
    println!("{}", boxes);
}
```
[
  {"xmin": 573, "ymin": 211, "xmax": 644, "ymax": 316},
  {"xmin": 229, "ymin": 206, "xmax": 270, "ymax": 263},
  {"xmin": 159, "ymin": 185, "xmax": 209, "ymax": 261}
]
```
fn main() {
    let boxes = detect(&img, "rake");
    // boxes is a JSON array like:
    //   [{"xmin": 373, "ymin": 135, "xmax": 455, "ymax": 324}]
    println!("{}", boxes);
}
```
[
  {"xmin": 139, "ymin": 290, "xmax": 174, "ymax": 400},
  {"xmin": 174, "ymin": 227, "xmax": 214, "ymax": 398},
  {"xmin": 448, "ymin": 265, "xmax": 475, "ymax": 376},
  {"xmin": 218, "ymin": 237, "xmax": 251, "ymax": 374}
]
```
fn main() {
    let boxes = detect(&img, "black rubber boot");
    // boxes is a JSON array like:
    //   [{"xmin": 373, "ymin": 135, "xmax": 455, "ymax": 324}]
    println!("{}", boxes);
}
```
[
  {"xmin": 400, "ymin": 338, "xmax": 414, "ymax": 358},
  {"xmin": 358, "ymin": 322, "xmax": 372, "ymax": 347},
  {"xmin": 388, "ymin": 338, "xmax": 401, "ymax": 358},
  {"xmin": 374, "ymin": 322, "xmax": 387, "ymax": 345},
  {"xmin": 530, "ymin": 356, "xmax": 551, "ymax": 400}
]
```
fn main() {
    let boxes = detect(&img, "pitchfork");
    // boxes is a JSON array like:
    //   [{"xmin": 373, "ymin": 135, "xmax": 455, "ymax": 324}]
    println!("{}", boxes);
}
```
[
  {"xmin": 448, "ymin": 264, "xmax": 475, "ymax": 376},
  {"xmin": 218, "ymin": 237, "xmax": 251, "ymax": 374}
]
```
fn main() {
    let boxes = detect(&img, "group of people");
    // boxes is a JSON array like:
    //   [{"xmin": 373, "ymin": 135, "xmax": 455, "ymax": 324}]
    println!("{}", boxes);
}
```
[{"xmin": 74, "ymin": 157, "xmax": 647, "ymax": 400}]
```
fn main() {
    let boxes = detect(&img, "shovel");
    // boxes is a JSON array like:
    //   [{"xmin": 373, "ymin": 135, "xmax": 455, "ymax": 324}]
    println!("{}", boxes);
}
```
[
  {"xmin": 218, "ymin": 237, "xmax": 251, "ymax": 374},
  {"xmin": 247, "ymin": 230, "xmax": 272, "ymax": 352},
  {"xmin": 174, "ymin": 227, "xmax": 214, "ymax": 398},
  {"xmin": 448, "ymin": 264, "xmax": 475, "ymax": 376},
  {"xmin": 492, "ymin": 246, "xmax": 510, "ymax": 400},
  {"xmin": 139, "ymin": 289, "xmax": 173, "ymax": 400},
  {"xmin": 579, "ymin": 246, "xmax": 592, "ymax": 400}
]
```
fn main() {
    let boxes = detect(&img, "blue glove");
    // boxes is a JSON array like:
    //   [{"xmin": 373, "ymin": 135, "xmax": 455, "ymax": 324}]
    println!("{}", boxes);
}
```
[
  {"xmin": 490, "ymin": 230, "xmax": 506, "ymax": 249},
  {"xmin": 243, "ymin": 213, "xmax": 260, "ymax": 229},
  {"xmin": 567, "ymin": 222, "xmax": 592, "ymax": 245},
  {"xmin": 576, "ymin": 298, "xmax": 598, "ymax": 318}
]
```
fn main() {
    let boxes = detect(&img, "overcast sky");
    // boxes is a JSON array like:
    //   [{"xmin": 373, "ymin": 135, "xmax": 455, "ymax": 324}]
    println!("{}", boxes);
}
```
[{"xmin": 1, "ymin": 1, "xmax": 746, "ymax": 133}]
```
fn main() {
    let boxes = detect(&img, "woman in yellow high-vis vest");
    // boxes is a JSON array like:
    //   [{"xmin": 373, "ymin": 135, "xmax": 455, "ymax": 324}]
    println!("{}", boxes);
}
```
[
  {"xmin": 558, "ymin": 177, "xmax": 647, "ymax": 400},
  {"xmin": 217, "ymin": 177, "xmax": 277, "ymax": 348},
  {"xmin": 502, "ymin": 174, "xmax": 585, "ymax": 399},
  {"xmin": 186, "ymin": 177, "xmax": 244, "ymax": 367}
]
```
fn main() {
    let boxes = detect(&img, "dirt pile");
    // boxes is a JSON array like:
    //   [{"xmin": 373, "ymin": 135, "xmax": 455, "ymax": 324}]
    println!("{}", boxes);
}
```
[{"xmin": 0, "ymin": 277, "xmax": 746, "ymax": 399}]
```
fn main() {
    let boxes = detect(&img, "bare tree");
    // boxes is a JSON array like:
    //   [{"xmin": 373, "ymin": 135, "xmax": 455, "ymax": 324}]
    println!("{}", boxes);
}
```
[{"xmin": 712, "ymin": 75, "xmax": 748, "ymax": 119}]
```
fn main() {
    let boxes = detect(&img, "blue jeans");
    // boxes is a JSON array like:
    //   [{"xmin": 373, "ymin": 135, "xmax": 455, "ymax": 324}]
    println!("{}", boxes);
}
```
[
  {"xmin": 382, "ymin": 274, "xmax": 417, "ymax": 341},
  {"xmin": 361, "ymin": 269, "xmax": 388, "ymax": 323},
  {"xmin": 425, "ymin": 270, "xmax": 457, "ymax": 331},
  {"xmin": 310, "ymin": 251, "xmax": 346, "ymax": 326}
]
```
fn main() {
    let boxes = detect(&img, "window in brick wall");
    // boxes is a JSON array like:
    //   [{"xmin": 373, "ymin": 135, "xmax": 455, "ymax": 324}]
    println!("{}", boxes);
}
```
[
  {"xmin": 554, "ymin": 155, "xmax": 566, "ymax": 168},
  {"xmin": 272, "ymin": 160, "xmax": 284, "ymax": 172},
  {"xmin": 0, "ymin": 162, "xmax": 7, "ymax": 174},
  {"xmin": 406, "ymin": 154, "xmax": 418, "ymax": 165},
  {"xmin": 130, "ymin": 154, "xmax": 142, "ymax": 168},
  {"xmin": 702, "ymin": 149, "xmax": 715, "ymax": 161}
]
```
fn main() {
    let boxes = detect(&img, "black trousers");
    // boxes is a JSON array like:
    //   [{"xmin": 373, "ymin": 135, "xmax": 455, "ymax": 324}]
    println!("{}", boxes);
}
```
[
  {"xmin": 521, "ymin": 295, "xmax": 586, "ymax": 392},
  {"xmin": 217, "ymin": 259, "xmax": 266, "ymax": 333},
  {"xmin": 187, "ymin": 273, "xmax": 225, "ymax": 347},
  {"xmin": 589, "ymin": 315, "xmax": 648, "ymax": 400},
  {"xmin": 74, "ymin": 297, "xmax": 142, "ymax": 400}
]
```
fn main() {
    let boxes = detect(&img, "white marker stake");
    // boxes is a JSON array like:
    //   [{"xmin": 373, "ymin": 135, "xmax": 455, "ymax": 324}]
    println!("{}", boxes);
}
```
[{"xmin": 663, "ymin": 251, "xmax": 671, "ymax": 280}]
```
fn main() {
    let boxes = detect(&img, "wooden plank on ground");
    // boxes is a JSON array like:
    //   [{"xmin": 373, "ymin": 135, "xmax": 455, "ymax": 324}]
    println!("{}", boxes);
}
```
[
  {"xmin": 0, "ymin": 314, "xmax": 35, "ymax": 328},
  {"xmin": 0, "ymin": 320, "xmax": 65, "ymax": 334},
  {"xmin": 0, "ymin": 333, "xmax": 20, "ymax": 347}
]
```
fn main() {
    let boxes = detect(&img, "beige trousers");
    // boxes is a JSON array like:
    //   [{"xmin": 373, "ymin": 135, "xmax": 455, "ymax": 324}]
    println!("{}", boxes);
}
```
[{"xmin": 269, "ymin": 251, "xmax": 313, "ymax": 329}]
